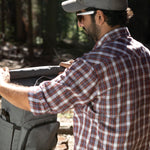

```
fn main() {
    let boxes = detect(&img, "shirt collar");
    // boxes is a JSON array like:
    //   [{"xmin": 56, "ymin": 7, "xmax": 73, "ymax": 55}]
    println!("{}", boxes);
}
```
[{"xmin": 95, "ymin": 27, "xmax": 131, "ymax": 49}]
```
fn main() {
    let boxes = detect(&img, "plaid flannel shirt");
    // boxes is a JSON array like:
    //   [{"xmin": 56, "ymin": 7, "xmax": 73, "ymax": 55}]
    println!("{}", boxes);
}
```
[{"xmin": 28, "ymin": 27, "xmax": 150, "ymax": 150}]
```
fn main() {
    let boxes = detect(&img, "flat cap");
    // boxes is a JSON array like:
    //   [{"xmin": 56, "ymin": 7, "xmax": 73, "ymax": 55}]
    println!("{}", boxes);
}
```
[{"xmin": 62, "ymin": 0, "xmax": 128, "ymax": 12}]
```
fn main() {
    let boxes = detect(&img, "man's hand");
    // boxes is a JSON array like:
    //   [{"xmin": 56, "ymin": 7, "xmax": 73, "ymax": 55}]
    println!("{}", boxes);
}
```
[
  {"xmin": 0, "ymin": 67, "xmax": 10, "ymax": 85},
  {"xmin": 59, "ymin": 59, "xmax": 74, "ymax": 74},
  {"xmin": 59, "ymin": 59, "xmax": 74, "ymax": 68}
]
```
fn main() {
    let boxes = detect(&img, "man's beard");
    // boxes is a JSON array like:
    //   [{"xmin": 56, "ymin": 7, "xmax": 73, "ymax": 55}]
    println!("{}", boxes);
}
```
[{"xmin": 83, "ymin": 23, "xmax": 101, "ymax": 42}]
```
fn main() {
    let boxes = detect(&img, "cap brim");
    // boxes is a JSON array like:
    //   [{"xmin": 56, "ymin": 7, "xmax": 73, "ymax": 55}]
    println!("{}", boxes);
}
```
[{"xmin": 61, "ymin": 0, "xmax": 87, "ymax": 13}]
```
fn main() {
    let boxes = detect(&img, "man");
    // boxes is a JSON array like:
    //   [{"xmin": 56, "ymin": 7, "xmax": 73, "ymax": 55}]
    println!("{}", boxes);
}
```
[{"xmin": 0, "ymin": 0, "xmax": 150, "ymax": 149}]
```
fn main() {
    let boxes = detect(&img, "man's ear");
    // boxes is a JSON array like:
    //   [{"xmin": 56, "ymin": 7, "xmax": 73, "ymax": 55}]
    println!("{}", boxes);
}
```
[{"xmin": 95, "ymin": 10, "xmax": 105, "ymax": 25}]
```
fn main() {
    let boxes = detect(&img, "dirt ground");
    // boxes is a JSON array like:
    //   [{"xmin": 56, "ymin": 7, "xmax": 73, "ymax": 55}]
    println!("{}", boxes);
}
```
[{"xmin": 56, "ymin": 110, "xmax": 74, "ymax": 150}]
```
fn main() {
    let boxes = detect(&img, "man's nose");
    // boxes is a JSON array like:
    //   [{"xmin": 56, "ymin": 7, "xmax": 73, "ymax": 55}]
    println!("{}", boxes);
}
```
[{"xmin": 78, "ymin": 20, "xmax": 84, "ymax": 28}]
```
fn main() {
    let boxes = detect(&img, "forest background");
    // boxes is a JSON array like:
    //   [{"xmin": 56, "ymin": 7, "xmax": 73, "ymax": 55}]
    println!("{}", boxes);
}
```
[
  {"xmin": 0, "ymin": 0, "xmax": 150, "ymax": 67},
  {"xmin": 0, "ymin": 1, "xmax": 150, "ymax": 148}
]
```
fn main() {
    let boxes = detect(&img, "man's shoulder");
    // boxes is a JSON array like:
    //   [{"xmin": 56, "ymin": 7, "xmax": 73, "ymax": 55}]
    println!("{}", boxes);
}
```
[{"xmin": 84, "ymin": 40, "xmax": 126, "ymax": 63}]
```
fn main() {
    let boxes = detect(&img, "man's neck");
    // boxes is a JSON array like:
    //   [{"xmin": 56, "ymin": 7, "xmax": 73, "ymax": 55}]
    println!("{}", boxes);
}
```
[{"xmin": 98, "ymin": 23, "xmax": 121, "ymax": 41}]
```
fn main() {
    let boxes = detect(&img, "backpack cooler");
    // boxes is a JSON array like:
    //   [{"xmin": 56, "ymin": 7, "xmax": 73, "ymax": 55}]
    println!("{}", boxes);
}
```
[{"xmin": 0, "ymin": 66, "xmax": 64, "ymax": 150}]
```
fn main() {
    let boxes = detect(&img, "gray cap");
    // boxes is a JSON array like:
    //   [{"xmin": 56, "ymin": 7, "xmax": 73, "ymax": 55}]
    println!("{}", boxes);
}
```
[{"xmin": 62, "ymin": 0, "xmax": 128, "ymax": 12}]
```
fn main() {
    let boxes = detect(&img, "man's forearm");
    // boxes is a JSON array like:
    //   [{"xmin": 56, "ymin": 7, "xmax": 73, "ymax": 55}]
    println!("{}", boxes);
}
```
[{"xmin": 0, "ymin": 82, "xmax": 31, "ymax": 111}]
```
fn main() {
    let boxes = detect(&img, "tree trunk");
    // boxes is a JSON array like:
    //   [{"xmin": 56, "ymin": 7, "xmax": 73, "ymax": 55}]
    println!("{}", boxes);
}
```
[
  {"xmin": 42, "ymin": 0, "xmax": 57, "ymax": 60},
  {"xmin": 1, "ymin": 0, "xmax": 5, "ymax": 34},
  {"xmin": 15, "ymin": 0, "xmax": 27, "ymax": 42},
  {"xmin": 27, "ymin": 0, "xmax": 34, "ymax": 57}
]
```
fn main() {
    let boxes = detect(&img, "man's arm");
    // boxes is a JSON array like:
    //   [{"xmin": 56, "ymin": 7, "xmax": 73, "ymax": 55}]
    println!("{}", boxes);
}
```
[
  {"xmin": 0, "ymin": 67, "xmax": 31, "ymax": 111},
  {"xmin": 0, "ymin": 60, "xmax": 74, "ymax": 112}
]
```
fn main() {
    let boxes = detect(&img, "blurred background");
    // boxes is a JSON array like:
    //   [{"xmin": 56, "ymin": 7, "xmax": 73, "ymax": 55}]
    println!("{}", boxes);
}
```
[
  {"xmin": 0, "ymin": 0, "xmax": 150, "ymax": 67},
  {"xmin": 0, "ymin": 1, "xmax": 150, "ymax": 149}
]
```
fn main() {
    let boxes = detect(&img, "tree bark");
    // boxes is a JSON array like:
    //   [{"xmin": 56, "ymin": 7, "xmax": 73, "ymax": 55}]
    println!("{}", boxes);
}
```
[
  {"xmin": 15, "ymin": 0, "xmax": 26, "ymax": 42},
  {"xmin": 1, "ymin": 0, "xmax": 5, "ymax": 34},
  {"xmin": 42, "ymin": 0, "xmax": 57, "ymax": 59},
  {"xmin": 27, "ymin": 0, "xmax": 34, "ymax": 57}
]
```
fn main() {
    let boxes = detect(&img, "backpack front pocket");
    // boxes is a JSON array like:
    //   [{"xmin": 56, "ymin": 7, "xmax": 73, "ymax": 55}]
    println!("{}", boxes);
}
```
[
  {"xmin": 18, "ymin": 121, "xmax": 60, "ymax": 150},
  {"xmin": 0, "ymin": 116, "xmax": 21, "ymax": 150}
]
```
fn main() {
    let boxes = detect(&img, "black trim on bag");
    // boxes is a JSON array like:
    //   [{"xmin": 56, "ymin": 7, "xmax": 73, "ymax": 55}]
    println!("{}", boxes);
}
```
[{"xmin": 10, "ymin": 125, "xmax": 21, "ymax": 150}]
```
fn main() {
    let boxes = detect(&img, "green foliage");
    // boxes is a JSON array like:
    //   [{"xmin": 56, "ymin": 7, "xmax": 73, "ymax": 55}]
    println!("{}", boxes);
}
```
[
  {"xmin": 57, "ymin": 0, "xmax": 88, "ymax": 43},
  {"xmin": 5, "ymin": 23, "xmax": 15, "ymax": 42},
  {"xmin": 78, "ymin": 28, "xmax": 89, "ymax": 43}
]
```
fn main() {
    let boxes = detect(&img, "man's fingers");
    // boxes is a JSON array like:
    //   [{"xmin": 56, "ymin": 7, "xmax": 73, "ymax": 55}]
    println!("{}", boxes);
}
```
[
  {"xmin": 69, "ymin": 59, "xmax": 74, "ymax": 63},
  {"xmin": 3, "ymin": 67, "xmax": 9, "ymax": 72},
  {"xmin": 0, "ymin": 67, "xmax": 10, "ymax": 83},
  {"xmin": 0, "ymin": 67, "xmax": 9, "ymax": 72},
  {"xmin": 60, "ymin": 62, "xmax": 71, "ymax": 68},
  {"xmin": 59, "ymin": 59, "xmax": 74, "ymax": 68}
]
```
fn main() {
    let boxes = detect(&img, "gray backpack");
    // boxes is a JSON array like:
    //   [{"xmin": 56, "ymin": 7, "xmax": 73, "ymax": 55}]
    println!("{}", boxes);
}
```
[{"xmin": 0, "ymin": 66, "xmax": 64, "ymax": 150}]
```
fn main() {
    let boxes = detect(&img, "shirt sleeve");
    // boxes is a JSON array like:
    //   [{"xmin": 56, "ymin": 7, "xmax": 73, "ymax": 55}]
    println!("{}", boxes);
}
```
[{"xmin": 28, "ymin": 58, "xmax": 98, "ymax": 115}]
